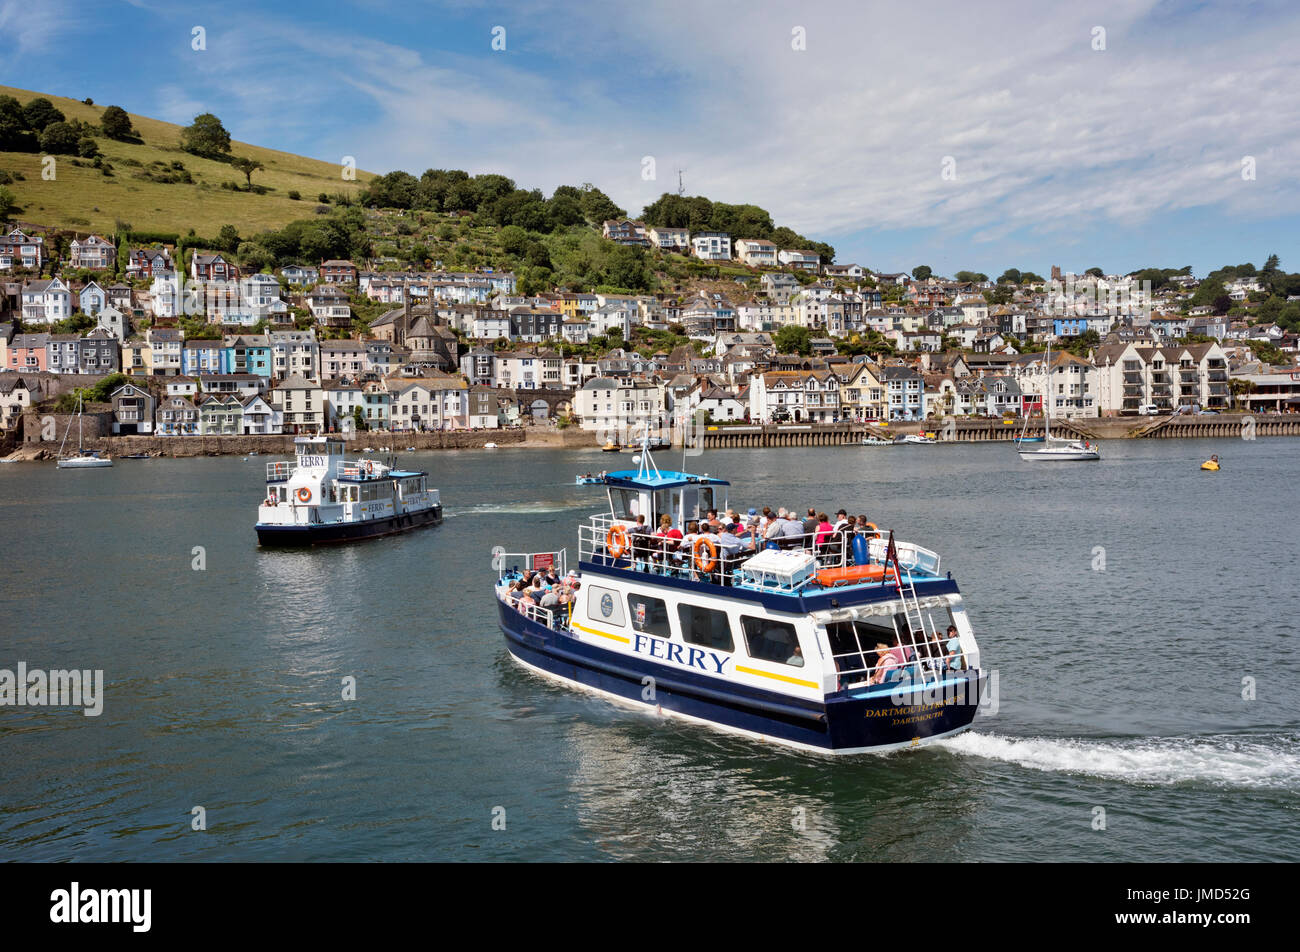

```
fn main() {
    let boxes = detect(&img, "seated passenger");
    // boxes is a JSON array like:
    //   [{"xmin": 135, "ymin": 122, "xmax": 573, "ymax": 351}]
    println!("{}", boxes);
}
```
[
  {"xmin": 629, "ymin": 513, "xmax": 652, "ymax": 570},
  {"xmin": 655, "ymin": 514, "xmax": 682, "ymax": 570},
  {"xmin": 786, "ymin": 644, "xmax": 805, "ymax": 667},
  {"xmin": 869, "ymin": 641, "xmax": 900, "ymax": 685},
  {"xmin": 778, "ymin": 512, "xmax": 806, "ymax": 549}
]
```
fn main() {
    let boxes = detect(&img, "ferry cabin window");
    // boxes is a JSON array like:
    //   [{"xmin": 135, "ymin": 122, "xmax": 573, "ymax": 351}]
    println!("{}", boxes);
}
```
[
  {"xmin": 740, "ymin": 616, "xmax": 805, "ymax": 667},
  {"xmin": 609, "ymin": 488, "xmax": 639, "ymax": 520},
  {"xmin": 678, "ymin": 604, "xmax": 734, "ymax": 652},
  {"xmin": 653, "ymin": 489, "xmax": 674, "ymax": 523},
  {"xmin": 698, "ymin": 487, "xmax": 715, "ymax": 516},
  {"xmin": 627, "ymin": 593, "xmax": 672, "ymax": 638}
]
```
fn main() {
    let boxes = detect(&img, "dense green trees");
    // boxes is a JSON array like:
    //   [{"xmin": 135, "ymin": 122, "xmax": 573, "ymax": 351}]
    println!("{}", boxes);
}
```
[
  {"xmin": 99, "ymin": 105, "xmax": 135, "ymax": 140},
  {"xmin": 912, "ymin": 265, "xmax": 932, "ymax": 281},
  {"xmin": 774, "ymin": 324, "xmax": 812, "ymax": 355},
  {"xmin": 23, "ymin": 98, "xmax": 65, "ymax": 132},
  {"xmin": 180, "ymin": 113, "xmax": 232, "ymax": 157},
  {"xmin": 639, "ymin": 191, "xmax": 833, "ymax": 262},
  {"xmin": 38, "ymin": 121, "xmax": 80, "ymax": 154}
]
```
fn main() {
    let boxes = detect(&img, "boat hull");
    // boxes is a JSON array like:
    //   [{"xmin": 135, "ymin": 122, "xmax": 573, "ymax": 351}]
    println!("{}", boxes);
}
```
[
  {"xmin": 1018, "ymin": 450, "xmax": 1100, "ymax": 461},
  {"xmin": 497, "ymin": 600, "xmax": 983, "ymax": 755},
  {"xmin": 256, "ymin": 504, "xmax": 442, "ymax": 546},
  {"xmin": 57, "ymin": 458, "xmax": 112, "ymax": 468}
]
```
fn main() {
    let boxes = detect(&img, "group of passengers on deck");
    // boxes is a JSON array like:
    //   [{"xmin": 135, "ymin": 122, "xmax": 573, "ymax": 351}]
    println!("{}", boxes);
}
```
[
  {"xmin": 504, "ymin": 565, "xmax": 582, "ymax": 613},
  {"xmin": 616, "ymin": 506, "xmax": 882, "ymax": 583}
]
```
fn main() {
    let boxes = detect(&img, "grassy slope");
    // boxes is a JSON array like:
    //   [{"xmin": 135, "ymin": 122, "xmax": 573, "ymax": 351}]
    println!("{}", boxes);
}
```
[{"xmin": 0, "ymin": 85, "xmax": 374, "ymax": 237}]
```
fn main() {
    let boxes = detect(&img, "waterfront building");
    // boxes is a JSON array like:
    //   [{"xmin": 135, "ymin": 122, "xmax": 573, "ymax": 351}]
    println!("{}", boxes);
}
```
[
  {"xmin": 156, "ymin": 395, "xmax": 200, "ymax": 435},
  {"xmin": 110, "ymin": 382, "xmax": 156, "ymax": 435}
]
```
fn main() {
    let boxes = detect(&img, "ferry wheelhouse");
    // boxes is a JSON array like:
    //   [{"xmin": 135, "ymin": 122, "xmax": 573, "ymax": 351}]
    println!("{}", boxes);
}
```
[
  {"xmin": 492, "ymin": 445, "xmax": 988, "ymax": 754},
  {"xmin": 256, "ymin": 436, "xmax": 442, "ymax": 546}
]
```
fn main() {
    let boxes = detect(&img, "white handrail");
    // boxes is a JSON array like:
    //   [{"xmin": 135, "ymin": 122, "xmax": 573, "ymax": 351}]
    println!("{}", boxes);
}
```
[{"xmin": 576, "ymin": 516, "xmax": 939, "ymax": 593}]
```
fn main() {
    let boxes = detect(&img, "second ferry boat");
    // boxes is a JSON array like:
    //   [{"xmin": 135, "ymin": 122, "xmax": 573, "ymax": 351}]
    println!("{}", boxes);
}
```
[
  {"xmin": 256, "ymin": 435, "xmax": 442, "ymax": 546},
  {"xmin": 492, "ymin": 440, "xmax": 988, "ymax": 754}
]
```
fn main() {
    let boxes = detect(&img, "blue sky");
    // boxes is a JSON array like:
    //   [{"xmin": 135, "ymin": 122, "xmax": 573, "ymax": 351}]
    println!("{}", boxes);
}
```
[{"xmin": 3, "ymin": 0, "xmax": 1298, "ymax": 278}]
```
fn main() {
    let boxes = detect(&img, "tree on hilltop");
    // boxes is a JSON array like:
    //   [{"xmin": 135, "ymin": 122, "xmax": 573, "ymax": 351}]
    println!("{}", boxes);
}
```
[
  {"xmin": 100, "ymin": 105, "xmax": 136, "ymax": 141},
  {"xmin": 181, "ymin": 113, "xmax": 232, "ymax": 157}
]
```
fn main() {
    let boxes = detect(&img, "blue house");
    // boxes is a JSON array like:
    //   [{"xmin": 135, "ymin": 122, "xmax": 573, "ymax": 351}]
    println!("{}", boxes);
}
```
[
  {"xmin": 222, "ymin": 334, "xmax": 272, "ymax": 378},
  {"xmin": 182, "ymin": 339, "xmax": 226, "ymax": 376},
  {"xmin": 79, "ymin": 281, "xmax": 107, "ymax": 316}
]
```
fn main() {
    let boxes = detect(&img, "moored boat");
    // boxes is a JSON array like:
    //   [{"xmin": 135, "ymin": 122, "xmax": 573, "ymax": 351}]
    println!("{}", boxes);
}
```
[
  {"xmin": 56, "ymin": 394, "xmax": 112, "ymax": 468},
  {"xmin": 256, "ymin": 436, "xmax": 442, "ymax": 546},
  {"xmin": 491, "ymin": 441, "xmax": 988, "ymax": 755}
]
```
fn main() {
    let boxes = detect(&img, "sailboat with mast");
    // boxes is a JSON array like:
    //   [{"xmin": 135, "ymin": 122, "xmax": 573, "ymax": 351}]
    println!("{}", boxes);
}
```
[
  {"xmin": 56, "ymin": 393, "xmax": 113, "ymax": 468},
  {"xmin": 1018, "ymin": 343, "xmax": 1100, "ymax": 462}
]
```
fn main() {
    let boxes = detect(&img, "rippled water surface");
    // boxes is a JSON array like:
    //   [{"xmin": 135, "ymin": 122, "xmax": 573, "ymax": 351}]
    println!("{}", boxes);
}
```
[{"xmin": 1, "ymin": 436, "xmax": 1297, "ymax": 861}]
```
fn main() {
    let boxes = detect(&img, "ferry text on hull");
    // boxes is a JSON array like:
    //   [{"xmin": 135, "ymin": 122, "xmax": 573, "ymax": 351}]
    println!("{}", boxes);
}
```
[
  {"xmin": 492, "ymin": 447, "xmax": 987, "ymax": 755},
  {"xmin": 256, "ymin": 436, "xmax": 442, "ymax": 546}
]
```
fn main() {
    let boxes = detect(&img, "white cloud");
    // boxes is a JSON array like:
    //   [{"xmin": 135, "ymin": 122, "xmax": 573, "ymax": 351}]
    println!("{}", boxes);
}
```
[{"xmin": 152, "ymin": 0, "xmax": 1300, "ymax": 264}]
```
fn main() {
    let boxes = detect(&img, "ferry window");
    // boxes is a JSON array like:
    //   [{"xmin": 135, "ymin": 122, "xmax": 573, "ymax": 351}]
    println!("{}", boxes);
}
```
[
  {"xmin": 826, "ymin": 621, "xmax": 869, "ymax": 680},
  {"xmin": 587, "ymin": 585, "xmax": 626, "ymax": 627},
  {"xmin": 698, "ymin": 487, "xmax": 714, "ymax": 514},
  {"xmin": 609, "ymin": 489, "xmax": 638, "ymax": 520},
  {"xmin": 657, "ymin": 489, "xmax": 676, "ymax": 522},
  {"xmin": 740, "ymin": 616, "xmax": 805, "ymax": 667},
  {"xmin": 627, "ymin": 593, "xmax": 672, "ymax": 638},
  {"xmin": 678, "ymin": 604, "xmax": 734, "ymax": 652}
]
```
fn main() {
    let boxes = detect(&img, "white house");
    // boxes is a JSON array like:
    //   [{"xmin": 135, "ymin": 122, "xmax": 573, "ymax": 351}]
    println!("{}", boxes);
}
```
[
  {"xmin": 691, "ymin": 232, "xmax": 732, "ymax": 261},
  {"xmin": 20, "ymin": 278, "xmax": 72, "ymax": 323},
  {"xmin": 778, "ymin": 249, "xmax": 821, "ymax": 272},
  {"xmin": 734, "ymin": 238, "xmax": 778, "ymax": 268}
]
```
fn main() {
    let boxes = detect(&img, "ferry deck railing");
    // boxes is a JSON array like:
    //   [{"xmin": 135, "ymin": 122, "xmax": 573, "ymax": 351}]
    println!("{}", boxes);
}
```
[
  {"xmin": 335, "ymin": 459, "xmax": 393, "ymax": 480},
  {"xmin": 577, "ymin": 514, "xmax": 940, "ymax": 592},
  {"xmin": 266, "ymin": 460, "xmax": 296, "ymax": 481},
  {"xmin": 493, "ymin": 548, "xmax": 569, "ymax": 579}
]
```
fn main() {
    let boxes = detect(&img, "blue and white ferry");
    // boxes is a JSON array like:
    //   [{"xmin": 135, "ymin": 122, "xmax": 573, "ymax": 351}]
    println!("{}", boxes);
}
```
[
  {"xmin": 257, "ymin": 436, "xmax": 442, "ymax": 546},
  {"xmin": 492, "ymin": 442, "xmax": 988, "ymax": 755}
]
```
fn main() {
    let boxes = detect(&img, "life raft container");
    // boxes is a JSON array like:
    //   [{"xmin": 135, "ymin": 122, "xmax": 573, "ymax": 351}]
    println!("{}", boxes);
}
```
[{"xmin": 815, "ymin": 563, "xmax": 887, "ymax": 587}]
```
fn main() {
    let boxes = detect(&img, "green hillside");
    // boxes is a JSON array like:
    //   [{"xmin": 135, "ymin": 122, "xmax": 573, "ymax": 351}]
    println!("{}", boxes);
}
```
[{"xmin": 0, "ymin": 86, "xmax": 374, "ymax": 236}]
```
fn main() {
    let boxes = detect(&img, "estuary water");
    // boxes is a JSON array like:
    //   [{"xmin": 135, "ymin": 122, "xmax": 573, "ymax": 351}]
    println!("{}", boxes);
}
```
[{"xmin": 1, "ymin": 436, "xmax": 1297, "ymax": 862}]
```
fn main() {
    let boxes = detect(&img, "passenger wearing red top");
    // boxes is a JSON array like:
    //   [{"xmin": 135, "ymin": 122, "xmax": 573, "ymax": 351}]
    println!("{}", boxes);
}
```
[{"xmin": 655, "ymin": 514, "xmax": 682, "ymax": 569}]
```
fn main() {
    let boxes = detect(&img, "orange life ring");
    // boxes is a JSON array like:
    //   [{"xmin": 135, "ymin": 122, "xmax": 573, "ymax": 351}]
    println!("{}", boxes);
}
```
[
  {"xmin": 860, "ymin": 522, "xmax": 880, "ymax": 539},
  {"xmin": 364, "ymin": 461, "xmax": 374, "ymax": 474},
  {"xmin": 296, "ymin": 487, "xmax": 312, "ymax": 503},
  {"xmin": 693, "ymin": 538, "xmax": 718, "ymax": 574},
  {"xmin": 606, "ymin": 525, "xmax": 629, "ymax": 558}
]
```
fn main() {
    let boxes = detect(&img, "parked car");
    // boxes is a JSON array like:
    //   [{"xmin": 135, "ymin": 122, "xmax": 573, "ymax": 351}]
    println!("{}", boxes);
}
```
[{"xmin": 1138, "ymin": 404, "xmax": 1160, "ymax": 415}]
